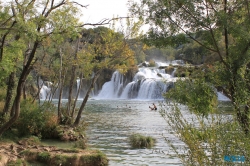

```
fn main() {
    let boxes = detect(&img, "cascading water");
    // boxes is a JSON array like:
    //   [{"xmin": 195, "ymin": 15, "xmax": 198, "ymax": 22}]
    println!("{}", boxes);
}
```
[
  {"xmin": 39, "ymin": 80, "xmax": 53, "ymax": 100},
  {"xmin": 39, "ymin": 60, "xmax": 230, "ymax": 101},
  {"xmin": 96, "ymin": 63, "xmax": 177, "ymax": 100},
  {"xmin": 96, "ymin": 71, "xmax": 125, "ymax": 99},
  {"xmin": 76, "ymin": 78, "xmax": 80, "ymax": 93}
]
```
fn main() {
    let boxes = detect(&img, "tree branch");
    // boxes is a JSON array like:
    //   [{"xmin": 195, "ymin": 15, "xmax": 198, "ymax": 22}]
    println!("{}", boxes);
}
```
[
  {"xmin": 71, "ymin": 1, "xmax": 89, "ymax": 8},
  {"xmin": 79, "ymin": 17, "xmax": 129, "ymax": 27}
]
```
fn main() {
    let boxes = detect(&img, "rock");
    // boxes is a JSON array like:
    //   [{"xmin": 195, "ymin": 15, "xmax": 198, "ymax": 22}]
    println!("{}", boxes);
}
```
[
  {"xmin": 43, "ymin": 147, "xmax": 50, "ymax": 152},
  {"xmin": 157, "ymin": 73, "xmax": 162, "ymax": 77}
]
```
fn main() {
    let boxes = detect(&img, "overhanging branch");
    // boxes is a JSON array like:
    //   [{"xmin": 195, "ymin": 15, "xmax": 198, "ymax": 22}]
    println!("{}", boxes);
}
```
[{"xmin": 79, "ymin": 17, "xmax": 130, "ymax": 27}]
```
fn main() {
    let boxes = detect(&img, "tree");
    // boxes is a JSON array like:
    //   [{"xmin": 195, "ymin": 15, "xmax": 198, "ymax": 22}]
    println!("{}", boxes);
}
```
[
  {"xmin": 130, "ymin": 0, "xmax": 250, "ymax": 134},
  {"xmin": 0, "ymin": 0, "xmax": 82, "ymax": 136},
  {"xmin": 72, "ymin": 26, "xmax": 136, "ymax": 126}
]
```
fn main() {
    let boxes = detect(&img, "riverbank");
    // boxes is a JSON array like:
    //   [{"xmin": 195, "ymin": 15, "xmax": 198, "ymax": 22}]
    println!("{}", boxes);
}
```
[{"xmin": 0, "ymin": 136, "xmax": 108, "ymax": 166}]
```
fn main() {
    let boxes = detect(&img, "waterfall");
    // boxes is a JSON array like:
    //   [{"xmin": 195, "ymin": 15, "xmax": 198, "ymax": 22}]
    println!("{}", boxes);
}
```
[
  {"xmin": 96, "ymin": 71, "xmax": 124, "ymax": 99},
  {"xmin": 76, "ymin": 78, "xmax": 80, "ymax": 92},
  {"xmin": 39, "ymin": 78, "xmax": 82, "ymax": 100},
  {"xmin": 217, "ymin": 92, "xmax": 230, "ymax": 101},
  {"xmin": 39, "ymin": 81, "xmax": 52, "ymax": 100},
  {"xmin": 38, "ymin": 59, "xmax": 231, "ymax": 101},
  {"xmin": 96, "ymin": 66, "xmax": 176, "ymax": 100},
  {"xmin": 171, "ymin": 68, "xmax": 177, "ymax": 77}
]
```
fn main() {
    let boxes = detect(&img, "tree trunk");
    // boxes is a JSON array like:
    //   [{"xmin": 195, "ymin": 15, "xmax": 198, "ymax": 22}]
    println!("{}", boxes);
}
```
[
  {"xmin": 33, "ymin": 76, "xmax": 41, "ymax": 104},
  {"xmin": 0, "ymin": 41, "xmax": 39, "ymax": 136},
  {"xmin": 67, "ymin": 39, "xmax": 79, "ymax": 116},
  {"xmin": 73, "ymin": 72, "xmax": 100, "ymax": 126},
  {"xmin": 57, "ymin": 49, "xmax": 65, "ymax": 124},
  {"xmin": 3, "ymin": 72, "xmax": 15, "ymax": 115},
  {"xmin": 0, "ymin": 75, "xmax": 24, "ymax": 135},
  {"xmin": 22, "ymin": 81, "xmax": 27, "ymax": 100},
  {"xmin": 236, "ymin": 105, "xmax": 250, "ymax": 135},
  {"xmin": 57, "ymin": 79, "xmax": 64, "ymax": 124},
  {"xmin": 71, "ymin": 73, "xmax": 83, "ymax": 117},
  {"xmin": 67, "ymin": 68, "xmax": 76, "ymax": 115},
  {"xmin": 224, "ymin": 0, "xmax": 229, "ymax": 58}
]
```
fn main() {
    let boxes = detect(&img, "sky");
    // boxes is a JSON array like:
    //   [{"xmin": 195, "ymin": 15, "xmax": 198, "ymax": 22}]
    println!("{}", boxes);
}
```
[
  {"xmin": 78, "ymin": 0, "xmax": 130, "ymax": 25},
  {"xmin": 4, "ymin": 0, "xmax": 130, "ymax": 24},
  {"xmin": 4, "ymin": 0, "xmax": 137, "ymax": 31}
]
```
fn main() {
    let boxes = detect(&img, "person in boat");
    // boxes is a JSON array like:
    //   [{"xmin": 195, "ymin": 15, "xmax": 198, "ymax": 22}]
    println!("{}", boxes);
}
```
[{"xmin": 149, "ymin": 103, "xmax": 157, "ymax": 110}]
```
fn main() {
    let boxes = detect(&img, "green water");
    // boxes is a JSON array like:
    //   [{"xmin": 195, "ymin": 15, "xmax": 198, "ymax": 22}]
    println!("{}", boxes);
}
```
[
  {"xmin": 79, "ymin": 99, "xmax": 181, "ymax": 166},
  {"xmin": 42, "ymin": 99, "xmax": 182, "ymax": 165},
  {"xmin": 42, "ymin": 99, "xmax": 232, "ymax": 166}
]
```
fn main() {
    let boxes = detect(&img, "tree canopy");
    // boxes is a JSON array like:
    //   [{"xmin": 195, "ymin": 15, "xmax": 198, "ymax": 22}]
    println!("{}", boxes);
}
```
[{"xmin": 130, "ymin": 0, "xmax": 250, "ymax": 134}]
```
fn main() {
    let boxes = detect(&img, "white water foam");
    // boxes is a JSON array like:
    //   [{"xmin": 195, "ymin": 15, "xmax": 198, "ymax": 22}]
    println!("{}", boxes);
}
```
[{"xmin": 96, "ymin": 67, "xmax": 176, "ymax": 100}]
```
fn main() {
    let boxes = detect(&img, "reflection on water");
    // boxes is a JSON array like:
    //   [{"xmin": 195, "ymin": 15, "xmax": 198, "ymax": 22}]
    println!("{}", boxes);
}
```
[{"xmin": 81, "ymin": 99, "xmax": 182, "ymax": 166}]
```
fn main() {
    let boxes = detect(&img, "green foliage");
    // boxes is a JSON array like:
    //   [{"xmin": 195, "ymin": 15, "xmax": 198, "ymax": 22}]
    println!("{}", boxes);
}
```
[
  {"xmin": 80, "ymin": 150, "xmax": 108, "ymax": 166},
  {"xmin": 20, "ymin": 136, "xmax": 41, "ymax": 145},
  {"xmin": 165, "ymin": 79, "xmax": 217, "ymax": 117},
  {"xmin": 62, "ymin": 148, "xmax": 80, "ymax": 153},
  {"xmin": 19, "ymin": 149, "xmax": 32, "ymax": 156},
  {"xmin": 0, "ymin": 86, "xmax": 6, "ymax": 102},
  {"xmin": 178, "ymin": 41, "xmax": 207, "ymax": 65},
  {"xmin": 54, "ymin": 154, "xmax": 67, "ymax": 165},
  {"xmin": 143, "ymin": 32, "xmax": 188, "ymax": 48},
  {"xmin": 78, "ymin": 27, "xmax": 136, "ymax": 75},
  {"xmin": 74, "ymin": 139, "xmax": 87, "ymax": 149},
  {"xmin": 37, "ymin": 152, "xmax": 51, "ymax": 163},
  {"xmin": 130, "ymin": 0, "xmax": 250, "ymax": 164},
  {"xmin": 0, "ymin": 0, "xmax": 84, "ymax": 136},
  {"xmin": 7, "ymin": 159, "xmax": 25, "ymax": 166},
  {"xmin": 144, "ymin": 46, "xmax": 176, "ymax": 62},
  {"xmin": 130, "ymin": 0, "xmax": 250, "ymax": 128},
  {"xmin": 14, "ymin": 100, "xmax": 58, "ymax": 138},
  {"xmin": 161, "ymin": 103, "xmax": 250, "ymax": 165},
  {"xmin": 129, "ymin": 133, "xmax": 156, "ymax": 148}
]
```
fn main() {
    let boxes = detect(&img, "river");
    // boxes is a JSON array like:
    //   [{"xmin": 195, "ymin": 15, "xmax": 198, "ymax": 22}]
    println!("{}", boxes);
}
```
[
  {"xmin": 40, "ymin": 61, "xmax": 231, "ymax": 165},
  {"xmin": 81, "ymin": 99, "xmax": 182, "ymax": 166}
]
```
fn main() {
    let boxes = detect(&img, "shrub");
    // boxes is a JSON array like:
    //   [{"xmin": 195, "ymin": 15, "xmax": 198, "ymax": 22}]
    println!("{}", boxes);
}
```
[
  {"xmin": 74, "ymin": 139, "xmax": 87, "ymax": 149},
  {"xmin": 129, "ymin": 133, "xmax": 156, "ymax": 148},
  {"xmin": 7, "ymin": 159, "xmax": 24, "ymax": 166},
  {"xmin": 37, "ymin": 152, "xmax": 51, "ymax": 163},
  {"xmin": 13, "ymin": 99, "xmax": 58, "ymax": 138},
  {"xmin": 20, "ymin": 136, "xmax": 41, "ymax": 145},
  {"xmin": 53, "ymin": 155, "xmax": 67, "ymax": 165},
  {"xmin": 80, "ymin": 150, "xmax": 108, "ymax": 166},
  {"xmin": 165, "ymin": 79, "xmax": 217, "ymax": 117},
  {"xmin": 0, "ymin": 86, "xmax": 6, "ymax": 102},
  {"xmin": 161, "ymin": 103, "xmax": 250, "ymax": 165}
]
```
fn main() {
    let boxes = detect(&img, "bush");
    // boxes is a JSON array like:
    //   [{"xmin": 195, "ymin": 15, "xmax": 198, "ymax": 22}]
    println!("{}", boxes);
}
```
[
  {"xmin": 74, "ymin": 139, "xmax": 87, "ymax": 149},
  {"xmin": 37, "ymin": 152, "xmax": 51, "ymax": 163},
  {"xmin": 161, "ymin": 103, "xmax": 250, "ymax": 165},
  {"xmin": 0, "ymin": 87, "xmax": 6, "ymax": 114},
  {"xmin": 13, "ymin": 99, "xmax": 58, "ymax": 138},
  {"xmin": 80, "ymin": 150, "xmax": 108, "ymax": 166},
  {"xmin": 129, "ymin": 133, "xmax": 156, "ymax": 148},
  {"xmin": 165, "ymin": 79, "xmax": 217, "ymax": 117},
  {"xmin": 0, "ymin": 86, "xmax": 6, "ymax": 102}
]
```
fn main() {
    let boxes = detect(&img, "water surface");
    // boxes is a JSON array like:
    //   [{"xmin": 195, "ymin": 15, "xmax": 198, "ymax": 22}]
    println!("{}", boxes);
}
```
[{"xmin": 82, "ymin": 99, "xmax": 182, "ymax": 166}]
